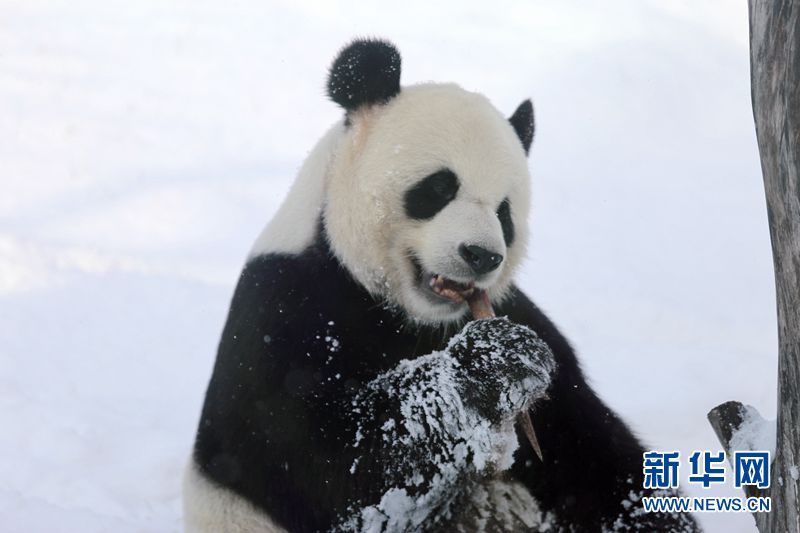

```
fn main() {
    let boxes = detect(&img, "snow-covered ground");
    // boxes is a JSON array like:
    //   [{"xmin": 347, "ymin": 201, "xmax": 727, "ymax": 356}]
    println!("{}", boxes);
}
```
[{"xmin": 0, "ymin": 1, "xmax": 777, "ymax": 531}]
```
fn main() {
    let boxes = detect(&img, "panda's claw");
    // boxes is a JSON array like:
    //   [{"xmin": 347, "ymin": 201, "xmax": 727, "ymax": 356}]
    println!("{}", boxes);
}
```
[{"xmin": 518, "ymin": 411, "xmax": 544, "ymax": 461}]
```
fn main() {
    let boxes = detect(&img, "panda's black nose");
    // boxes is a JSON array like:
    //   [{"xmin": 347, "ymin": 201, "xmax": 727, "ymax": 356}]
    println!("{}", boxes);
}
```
[{"xmin": 458, "ymin": 244, "xmax": 504, "ymax": 275}]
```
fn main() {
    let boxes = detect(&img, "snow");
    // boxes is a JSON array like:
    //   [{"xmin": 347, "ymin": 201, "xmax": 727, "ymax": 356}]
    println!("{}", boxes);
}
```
[
  {"xmin": 0, "ymin": 1, "xmax": 775, "ymax": 532},
  {"xmin": 728, "ymin": 405, "xmax": 777, "ymax": 456}
]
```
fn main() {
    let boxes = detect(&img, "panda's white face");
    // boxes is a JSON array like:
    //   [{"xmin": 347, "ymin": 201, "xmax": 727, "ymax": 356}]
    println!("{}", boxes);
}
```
[{"xmin": 325, "ymin": 84, "xmax": 531, "ymax": 324}]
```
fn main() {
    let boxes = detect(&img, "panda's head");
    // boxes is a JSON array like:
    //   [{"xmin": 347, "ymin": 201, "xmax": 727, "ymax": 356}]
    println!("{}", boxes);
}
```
[{"xmin": 323, "ymin": 39, "xmax": 534, "ymax": 325}]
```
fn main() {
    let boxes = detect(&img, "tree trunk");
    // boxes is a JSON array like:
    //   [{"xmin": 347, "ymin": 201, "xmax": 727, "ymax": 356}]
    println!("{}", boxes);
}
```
[{"xmin": 707, "ymin": 1, "xmax": 800, "ymax": 531}]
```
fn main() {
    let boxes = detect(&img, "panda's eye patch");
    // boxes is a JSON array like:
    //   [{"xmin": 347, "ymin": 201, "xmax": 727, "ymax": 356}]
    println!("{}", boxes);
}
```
[
  {"xmin": 404, "ymin": 169, "xmax": 459, "ymax": 220},
  {"xmin": 497, "ymin": 198, "xmax": 515, "ymax": 246}
]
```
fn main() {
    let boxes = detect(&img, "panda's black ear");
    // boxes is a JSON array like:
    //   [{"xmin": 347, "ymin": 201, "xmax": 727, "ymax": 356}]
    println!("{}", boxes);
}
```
[
  {"xmin": 327, "ymin": 39, "xmax": 401, "ymax": 112},
  {"xmin": 509, "ymin": 99, "xmax": 535, "ymax": 155}
]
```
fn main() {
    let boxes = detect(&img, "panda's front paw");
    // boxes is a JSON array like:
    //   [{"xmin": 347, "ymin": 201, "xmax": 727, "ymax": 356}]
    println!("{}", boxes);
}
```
[{"xmin": 448, "ymin": 317, "xmax": 555, "ymax": 421}]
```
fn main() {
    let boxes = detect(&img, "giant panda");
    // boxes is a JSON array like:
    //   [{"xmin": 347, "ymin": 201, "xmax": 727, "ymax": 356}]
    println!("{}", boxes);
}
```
[{"xmin": 185, "ymin": 39, "xmax": 698, "ymax": 532}]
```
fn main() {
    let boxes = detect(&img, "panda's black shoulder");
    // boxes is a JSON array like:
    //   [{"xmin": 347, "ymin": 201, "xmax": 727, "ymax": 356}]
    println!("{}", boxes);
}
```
[
  {"xmin": 206, "ymin": 237, "xmax": 441, "ymax": 398},
  {"xmin": 228, "ymin": 244, "xmax": 339, "ymax": 326},
  {"xmin": 216, "ymin": 241, "xmax": 379, "ymax": 366}
]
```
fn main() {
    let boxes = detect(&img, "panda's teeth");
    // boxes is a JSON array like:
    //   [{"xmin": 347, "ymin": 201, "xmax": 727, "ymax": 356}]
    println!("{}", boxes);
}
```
[
  {"xmin": 428, "ymin": 273, "xmax": 479, "ymax": 302},
  {"xmin": 438, "ymin": 288, "xmax": 465, "ymax": 302}
]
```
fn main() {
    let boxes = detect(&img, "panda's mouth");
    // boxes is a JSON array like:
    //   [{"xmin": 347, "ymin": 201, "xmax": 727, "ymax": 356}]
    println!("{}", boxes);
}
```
[
  {"xmin": 410, "ymin": 256, "xmax": 475, "ymax": 305},
  {"xmin": 428, "ymin": 274, "xmax": 475, "ymax": 303}
]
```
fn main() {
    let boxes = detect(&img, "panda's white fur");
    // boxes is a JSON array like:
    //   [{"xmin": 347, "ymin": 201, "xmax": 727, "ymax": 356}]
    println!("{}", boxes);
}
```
[
  {"xmin": 183, "ymin": 461, "xmax": 286, "ymax": 533},
  {"xmin": 325, "ymin": 83, "xmax": 530, "ymax": 324},
  {"xmin": 249, "ymin": 121, "xmax": 346, "ymax": 257}
]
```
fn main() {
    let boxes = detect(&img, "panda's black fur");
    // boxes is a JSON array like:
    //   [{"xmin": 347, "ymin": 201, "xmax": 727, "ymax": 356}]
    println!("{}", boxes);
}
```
[
  {"xmin": 508, "ymin": 99, "xmax": 534, "ymax": 155},
  {"xmin": 328, "ymin": 38, "xmax": 402, "ymax": 112},
  {"xmin": 191, "ymin": 39, "xmax": 699, "ymax": 532}
]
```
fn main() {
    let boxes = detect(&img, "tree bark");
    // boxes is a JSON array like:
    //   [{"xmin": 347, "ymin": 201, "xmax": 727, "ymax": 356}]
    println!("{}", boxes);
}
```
[{"xmin": 707, "ymin": 1, "xmax": 800, "ymax": 531}]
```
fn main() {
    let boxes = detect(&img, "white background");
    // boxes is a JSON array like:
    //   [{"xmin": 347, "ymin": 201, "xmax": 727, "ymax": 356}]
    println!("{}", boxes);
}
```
[{"xmin": 0, "ymin": 1, "xmax": 777, "ymax": 531}]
